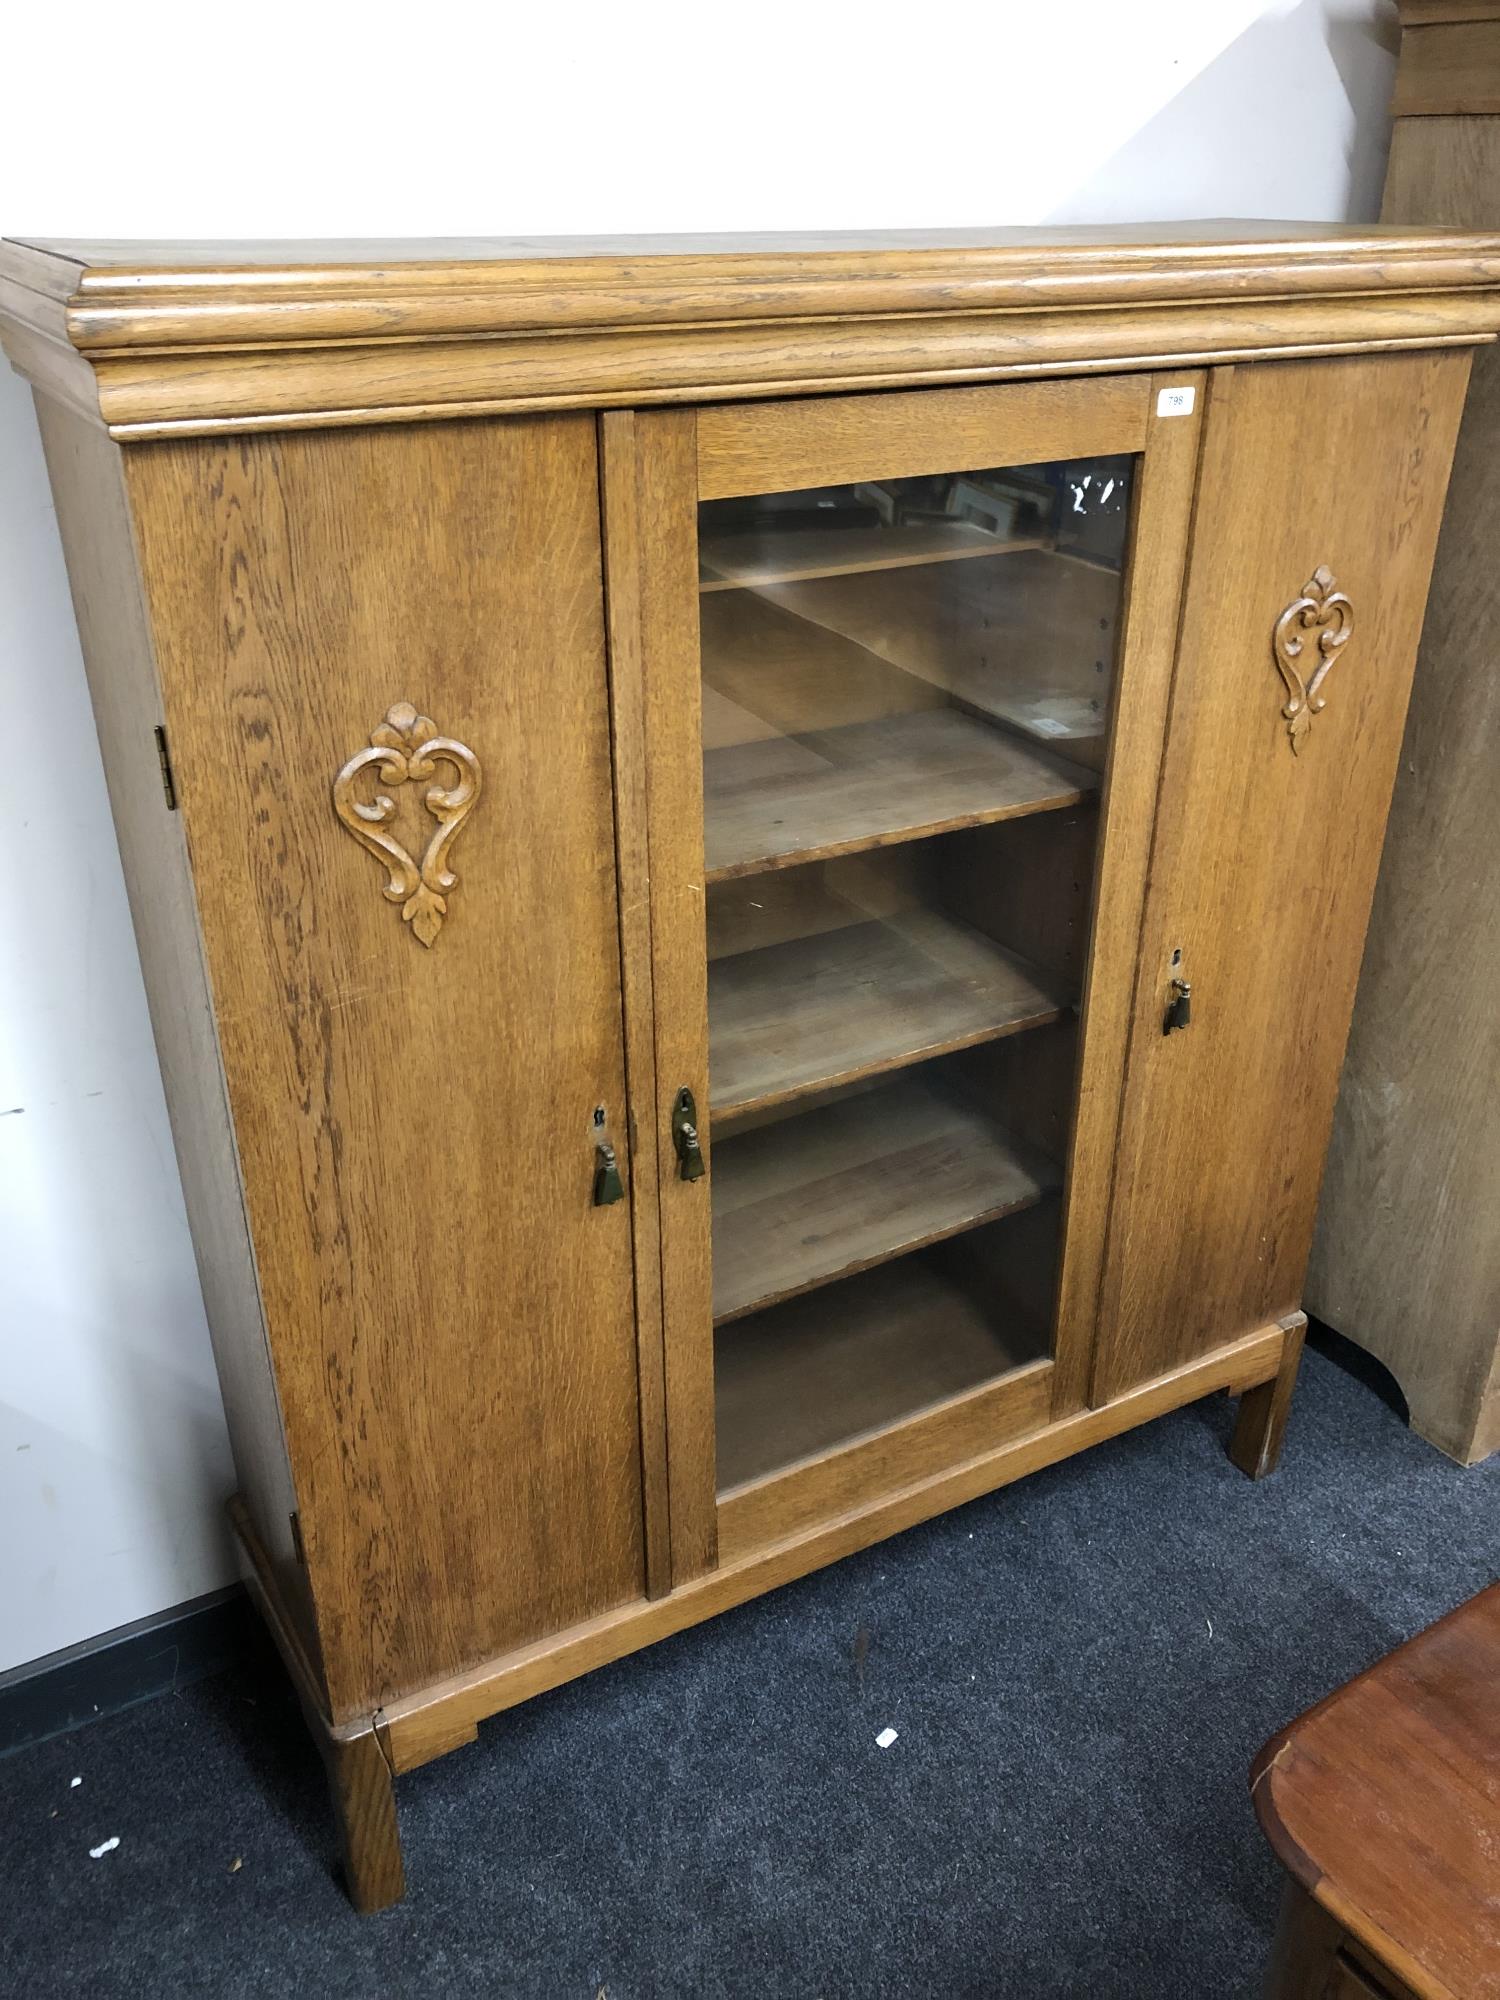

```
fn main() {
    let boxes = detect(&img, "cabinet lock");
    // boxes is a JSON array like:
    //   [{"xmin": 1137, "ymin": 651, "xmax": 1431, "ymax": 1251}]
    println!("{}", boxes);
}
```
[
  {"xmin": 593, "ymin": 1141, "xmax": 625, "ymax": 1206},
  {"xmin": 1163, "ymin": 977, "xmax": 1193, "ymax": 1035},
  {"xmin": 671, "ymin": 1086, "xmax": 707, "ymax": 1182}
]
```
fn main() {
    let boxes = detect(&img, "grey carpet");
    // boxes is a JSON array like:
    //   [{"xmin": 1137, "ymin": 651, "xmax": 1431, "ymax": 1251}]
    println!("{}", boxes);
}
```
[{"xmin": 3, "ymin": 1332, "xmax": 1495, "ymax": 1999}]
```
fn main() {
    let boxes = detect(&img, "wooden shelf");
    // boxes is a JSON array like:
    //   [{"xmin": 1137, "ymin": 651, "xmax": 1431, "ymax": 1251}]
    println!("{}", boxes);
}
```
[
  {"xmin": 699, "ymin": 522, "xmax": 1044, "ymax": 591},
  {"xmin": 714, "ymin": 1242, "xmax": 1051, "ymax": 1492},
  {"xmin": 703, "ymin": 707, "xmax": 1095, "ymax": 881},
  {"xmin": 708, "ymin": 908, "xmax": 1067, "ymax": 1118},
  {"xmin": 711, "ymin": 1070, "xmax": 1058, "ymax": 1323}
]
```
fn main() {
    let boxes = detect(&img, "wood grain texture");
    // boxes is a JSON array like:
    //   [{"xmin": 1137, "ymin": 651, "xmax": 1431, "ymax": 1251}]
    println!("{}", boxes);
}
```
[
  {"xmin": 1384, "ymin": 112, "xmax": 1500, "ymax": 226},
  {"xmin": 717, "ymin": 1356, "xmax": 1056, "ymax": 1563},
  {"xmin": 1253, "ymin": 1583, "xmax": 1500, "ymax": 1999},
  {"xmin": 612, "ymin": 407, "xmax": 720, "ymax": 1585},
  {"xmin": 710, "ymin": 1069, "xmax": 1057, "ymax": 1323},
  {"xmin": 30, "ymin": 397, "xmax": 317, "ymax": 1658},
  {"xmin": 1399, "ymin": 3, "xmax": 1500, "ymax": 25},
  {"xmin": 599, "ymin": 411, "xmax": 673, "ymax": 1598},
  {"xmin": 67, "ymin": 298, "xmax": 1500, "ymax": 439},
  {"xmin": 1393, "ymin": 20, "xmax": 1500, "ymax": 114},
  {"xmin": 231, "ymin": 1494, "xmax": 417, "ymax": 1907},
  {"xmin": 373, "ymin": 1318, "xmax": 1286, "ymax": 1772},
  {"xmin": 126, "ymin": 417, "xmax": 648, "ymax": 1720},
  {"xmin": 327, "ymin": 1728, "xmax": 405, "ymax": 1913},
  {"xmin": 6, "ymin": 229, "xmax": 1500, "ymax": 438},
  {"xmin": 7, "ymin": 223, "xmax": 1500, "ymax": 343},
  {"xmin": 1229, "ymin": 1316, "xmax": 1306, "ymax": 1480},
  {"xmin": 703, "ymin": 707, "xmax": 1096, "ymax": 881},
  {"xmin": 715, "ymin": 1245, "xmax": 1051, "ymax": 1489},
  {"xmin": 1308, "ymin": 112, "xmax": 1500, "ymax": 1467},
  {"xmin": 1092, "ymin": 352, "xmax": 1471, "ymax": 1401},
  {"xmin": 709, "ymin": 910, "xmax": 1068, "ymax": 1118},
  {"xmin": 696, "ymin": 373, "xmax": 1148, "ymax": 500}
]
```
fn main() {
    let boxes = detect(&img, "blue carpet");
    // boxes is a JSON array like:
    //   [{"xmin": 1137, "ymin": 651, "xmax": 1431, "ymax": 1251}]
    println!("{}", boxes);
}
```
[{"xmin": 3, "ymin": 1334, "xmax": 1495, "ymax": 1998}]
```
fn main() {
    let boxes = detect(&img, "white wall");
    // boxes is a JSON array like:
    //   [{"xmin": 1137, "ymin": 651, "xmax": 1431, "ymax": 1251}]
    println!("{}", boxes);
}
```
[{"xmin": 0, "ymin": 0, "xmax": 1397, "ymax": 1676}]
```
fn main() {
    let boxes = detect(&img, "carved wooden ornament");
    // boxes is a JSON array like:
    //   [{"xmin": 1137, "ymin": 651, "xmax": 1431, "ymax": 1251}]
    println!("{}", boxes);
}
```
[
  {"xmin": 333, "ymin": 703, "xmax": 481, "ymax": 946},
  {"xmin": 1272, "ymin": 565, "xmax": 1355, "ymax": 754}
]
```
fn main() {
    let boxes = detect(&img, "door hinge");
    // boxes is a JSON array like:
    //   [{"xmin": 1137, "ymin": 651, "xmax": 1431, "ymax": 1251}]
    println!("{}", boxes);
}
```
[
  {"xmin": 289, "ymin": 1511, "xmax": 307, "ymax": 1565},
  {"xmin": 154, "ymin": 724, "xmax": 178, "ymax": 811}
]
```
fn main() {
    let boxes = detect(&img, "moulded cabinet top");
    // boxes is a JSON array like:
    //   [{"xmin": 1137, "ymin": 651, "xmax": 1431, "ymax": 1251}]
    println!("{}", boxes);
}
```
[{"xmin": 4, "ymin": 221, "xmax": 1500, "ymax": 440}]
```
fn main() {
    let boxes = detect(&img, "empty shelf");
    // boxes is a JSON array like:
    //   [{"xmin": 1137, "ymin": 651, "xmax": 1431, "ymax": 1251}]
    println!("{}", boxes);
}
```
[
  {"xmin": 704, "ymin": 706, "xmax": 1095, "ymax": 881},
  {"xmin": 709, "ymin": 908, "xmax": 1067, "ymax": 1118},
  {"xmin": 711, "ymin": 1070, "xmax": 1059, "ymax": 1323},
  {"xmin": 715, "ymin": 1245, "xmax": 1051, "ymax": 1491}
]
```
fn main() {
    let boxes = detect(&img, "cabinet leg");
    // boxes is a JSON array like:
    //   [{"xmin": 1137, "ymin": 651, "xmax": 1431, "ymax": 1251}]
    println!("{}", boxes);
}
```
[
  {"xmin": 1231, "ymin": 1317, "xmax": 1306, "ymax": 1481},
  {"xmin": 1262, "ymin": 1879, "xmax": 1345, "ymax": 1997},
  {"xmin": 326, "ymin": 1725, "xmax": 406, "ymax": 1912}
]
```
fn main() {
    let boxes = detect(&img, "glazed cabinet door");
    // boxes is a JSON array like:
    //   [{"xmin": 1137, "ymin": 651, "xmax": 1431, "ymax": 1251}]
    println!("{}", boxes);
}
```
[
  {"xmin": 606, "ymin": 375, "xmax": 1204, "ymax": 1574},
  {"xmin": 1091, "ymin": 353, "xmax": 1472, "ymax": 1401},
  {"xmin": 125, "ymin": 416, "xmax": 647, "ymax": 1722}
]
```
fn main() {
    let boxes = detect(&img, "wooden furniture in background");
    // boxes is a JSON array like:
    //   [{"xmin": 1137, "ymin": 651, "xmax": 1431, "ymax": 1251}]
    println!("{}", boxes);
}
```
[
  {"xmin": 1308, "ymin": 1, "xmax": 1500, "ymax": 1467},
  {"xmin": 1, "ymin": 225, "xmax": 1494, "ymax": 1907},
  {"xmin": 1254, "ymin": 1582, "xmax": 1500, "ymax": 1999}
]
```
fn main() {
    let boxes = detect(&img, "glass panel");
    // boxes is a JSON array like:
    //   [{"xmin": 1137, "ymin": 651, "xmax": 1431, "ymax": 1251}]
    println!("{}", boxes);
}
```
[{"xmin": 698, "ymin": 456, "xmax": 1134, "ymax": 1492}]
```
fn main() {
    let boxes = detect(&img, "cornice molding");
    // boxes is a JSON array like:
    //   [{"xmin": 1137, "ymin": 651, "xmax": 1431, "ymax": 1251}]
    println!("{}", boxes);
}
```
[{"xmin": 6, "ymin": 227, "xmax": 1500, "ymax": 439}]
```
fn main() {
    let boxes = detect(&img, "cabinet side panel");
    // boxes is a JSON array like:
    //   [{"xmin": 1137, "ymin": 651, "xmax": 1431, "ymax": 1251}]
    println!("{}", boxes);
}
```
[
  {"xmin": 125, "ymin": 417, "xmax": 646, "ymax": 1719},
  {"xmin": 31, "ymin": 395, "xmax": 313, "ymax": 1650},
  {"xmin": 1093, "ymin": 351, "xmax": 1471, "ymax": 1399}
]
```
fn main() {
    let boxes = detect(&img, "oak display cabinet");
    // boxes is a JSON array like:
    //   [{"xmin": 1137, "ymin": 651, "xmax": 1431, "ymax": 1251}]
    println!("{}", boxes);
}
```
[{"xmin": 3, "ymin": 225, "xmax": 1497, "ymax": 1909}]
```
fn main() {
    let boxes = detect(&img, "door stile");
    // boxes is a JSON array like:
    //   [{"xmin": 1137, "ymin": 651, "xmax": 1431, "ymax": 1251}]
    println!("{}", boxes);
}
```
[
  {"xmin": 1049, "ymin": 369, "xmax": 1208, "ymax": 1417},
  {"xmin": 599, "ymin": 409, "xmax": 673, "ymax": 1599},
  {"xmin": 600, "ymin": 407, "xmax": 720, "ymax": 1586}
]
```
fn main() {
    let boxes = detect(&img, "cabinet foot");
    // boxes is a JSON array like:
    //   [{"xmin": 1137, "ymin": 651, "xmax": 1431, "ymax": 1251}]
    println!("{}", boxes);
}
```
[
  {"xmin": 326, "ymin": 1725, "xmax": 406, "ymax": 1912},
  {"xmin": 1230, "ymin": 1318, "xmax": 1306, "ymax": 1481}
]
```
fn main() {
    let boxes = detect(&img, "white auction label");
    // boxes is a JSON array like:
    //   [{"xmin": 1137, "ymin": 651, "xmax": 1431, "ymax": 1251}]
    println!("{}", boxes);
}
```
[{"xmin": 1156, "ymin": 385, "xmax": 1196, "ymax": 417}]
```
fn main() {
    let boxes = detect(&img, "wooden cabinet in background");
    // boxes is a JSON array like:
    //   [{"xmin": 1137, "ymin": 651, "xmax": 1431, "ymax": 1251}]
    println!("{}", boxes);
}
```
[{"xmin": 2, "ymin": 224, "xmax": 1495, "ymax": 1907}]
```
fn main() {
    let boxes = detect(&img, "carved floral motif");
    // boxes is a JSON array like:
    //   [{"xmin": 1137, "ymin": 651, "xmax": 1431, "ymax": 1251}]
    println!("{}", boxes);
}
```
[
  {"xmin": 332, "ymin": 703, "xmax": 482, "ymax": 946},
  {"xmin": 1272, "ymin": 565, "xmax": 1355, "ymax": 755}
]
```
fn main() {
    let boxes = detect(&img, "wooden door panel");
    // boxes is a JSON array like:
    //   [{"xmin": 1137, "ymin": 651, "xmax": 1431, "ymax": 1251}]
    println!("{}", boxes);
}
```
[
  {"xmin": 1092, "ymin": 352, "xmax": 1471, "ymax": 1401},
  {"xmin": 126, "ymin": 417, "xmax": 645, "ymax": 1719}
]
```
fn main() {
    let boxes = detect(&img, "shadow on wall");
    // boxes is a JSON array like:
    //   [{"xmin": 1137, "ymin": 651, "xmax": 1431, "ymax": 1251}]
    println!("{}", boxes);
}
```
[
  {"xmin": 1046, "ymin": 0, "xmax": 1398, "ymax": 227},
  {"xmin": 0, "ymin": 361, "xmax": 239, "ymax": 1674}
]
